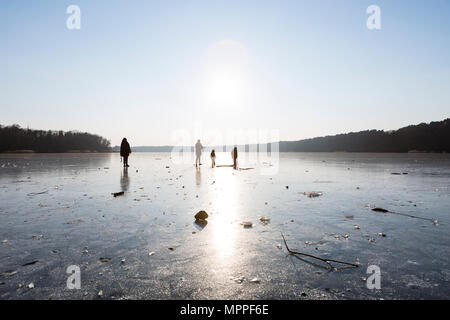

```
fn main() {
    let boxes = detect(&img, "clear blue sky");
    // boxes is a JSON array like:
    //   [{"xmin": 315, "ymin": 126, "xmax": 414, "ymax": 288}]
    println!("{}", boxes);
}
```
[{"xmin": 1, "ymin": 0, "xmax": 449, "ymax": 146}]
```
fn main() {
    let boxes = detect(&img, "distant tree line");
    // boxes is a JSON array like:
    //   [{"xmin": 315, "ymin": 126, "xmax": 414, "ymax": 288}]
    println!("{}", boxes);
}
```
[
  {"xmin": 279, "ymin": 119, "xmax": 450, "ymax": 152},
  {"xmin": 0, "ymin": 124, "xmax": 111, "ymax": 152},
  {"xmin": 110, "ymin": 119, "xmax": 449, "ymax": 153}
]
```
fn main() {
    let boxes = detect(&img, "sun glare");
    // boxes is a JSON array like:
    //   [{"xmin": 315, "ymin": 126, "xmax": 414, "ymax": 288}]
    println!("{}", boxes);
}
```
[
  {"xmin": 204, "ymin": 40, "xmax": 249, "ymax": 106},
  {"xmin": 209, "ymin": 67, "xmax": 243, "ymax": 102}
]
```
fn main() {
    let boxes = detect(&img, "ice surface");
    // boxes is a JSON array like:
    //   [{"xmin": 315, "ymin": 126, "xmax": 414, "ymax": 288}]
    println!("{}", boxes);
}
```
[{"xmin": 0, "ymin": 152, "xmax": 449, "ymax": 299}]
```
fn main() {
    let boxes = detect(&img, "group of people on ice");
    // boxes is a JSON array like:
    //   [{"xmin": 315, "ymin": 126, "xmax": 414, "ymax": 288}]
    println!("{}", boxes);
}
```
[{"xmin": 120, "ymin": 138, "xmax": 238, "ymax": 169}]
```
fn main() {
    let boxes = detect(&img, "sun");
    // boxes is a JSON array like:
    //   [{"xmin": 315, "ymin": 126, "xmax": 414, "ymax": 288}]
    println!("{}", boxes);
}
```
[
  {"xmin": 204, "ymin": 40, "xmax": 249, "ymax": 106},
  {"xmin": 209, "ymin": 67, "xmax": 243, "ymax": 102}
]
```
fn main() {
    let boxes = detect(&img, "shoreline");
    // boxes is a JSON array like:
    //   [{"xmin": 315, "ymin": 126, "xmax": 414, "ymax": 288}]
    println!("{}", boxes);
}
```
[
  {"xmin": 0, "ymin": 150, "xmax": 448, "ymax": 154},
  {"xmin": 0, "ymin": 150, "xmax": 115, "ymax": 154}
]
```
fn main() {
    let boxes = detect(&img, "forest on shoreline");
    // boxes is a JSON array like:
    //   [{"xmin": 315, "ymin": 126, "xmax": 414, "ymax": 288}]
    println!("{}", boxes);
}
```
[
  {"xmin": 2, "ymin": 119, "xmax": 449, "ymax": 153},
  {"xmin": 0, "ymin": 125, "xmax": 111, "ymax": 153},
  {"xmin": 115, "ymin": 119, "xmax": 450, "ymax": 153},
  {"xmin": 278, "ymin": 118, "xmax": 450, "ymax": 153}
]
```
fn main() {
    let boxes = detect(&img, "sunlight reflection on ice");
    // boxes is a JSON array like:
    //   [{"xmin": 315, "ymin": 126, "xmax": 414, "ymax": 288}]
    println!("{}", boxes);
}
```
[{"xmin": 211, "ymin": 167, "xmax": 239, "ymax": 261}]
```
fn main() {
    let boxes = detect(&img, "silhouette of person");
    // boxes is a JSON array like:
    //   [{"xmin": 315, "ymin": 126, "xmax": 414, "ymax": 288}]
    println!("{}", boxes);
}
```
[
  {"xmin": 210, "ymin": 149, "xmax": 216, "ymax": 168},
  {"xmin": 232, "ymin": 146, "xmax": 238, "ymax": 170},
  {"xmin": 120, "ymin": 138, "xmax": 131, "ymax": 167},
  {"xmin": 195, "ymin": 139, "xmax": 203, "ymax": 167}
]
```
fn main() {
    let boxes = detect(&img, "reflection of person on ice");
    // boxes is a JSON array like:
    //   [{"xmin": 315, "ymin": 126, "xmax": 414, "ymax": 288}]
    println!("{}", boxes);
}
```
[{"xmin": 195, "ymin": 139, "xmax": 203, "ymax": 168}]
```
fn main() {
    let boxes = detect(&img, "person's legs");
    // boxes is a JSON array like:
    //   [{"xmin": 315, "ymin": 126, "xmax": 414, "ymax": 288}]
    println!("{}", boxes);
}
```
[{"xmin": 124, "ymin": 155, "xmax": 129, "ymax": 167}]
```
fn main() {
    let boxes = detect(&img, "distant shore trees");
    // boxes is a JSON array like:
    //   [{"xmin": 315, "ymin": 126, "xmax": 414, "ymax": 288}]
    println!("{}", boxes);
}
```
[
  {"xmin": 117, "ymin": 119, "xmax": 450, "ymax": 153},
  {"xmin": 279, "ymin": 119, "xmax": 450, "ymax": 153},
  {"xmin": 0, "ymin": 124, "xmax": 111, "ymax": 153},
  {"xmin": 2, "ymin": 118, "xmax": 449, "ymax": 153}
]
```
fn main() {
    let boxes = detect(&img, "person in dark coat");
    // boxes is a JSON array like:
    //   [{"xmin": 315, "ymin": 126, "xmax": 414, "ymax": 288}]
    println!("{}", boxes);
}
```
[
  {"xmin": 232, "ymin": 146, "xmax": 238, "ymax": 170},
  {"xmin": 210, "ymin": 149, "xmax": 216, "ymax": 168},
  {"xmin": 120, "ymin": 138, "xmax": 131, "ymax": 167}
]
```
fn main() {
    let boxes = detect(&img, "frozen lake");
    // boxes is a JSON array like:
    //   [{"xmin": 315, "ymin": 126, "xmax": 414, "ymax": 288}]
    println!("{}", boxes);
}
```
[{"xmin": 0, "ymin": 152, "xmax": 449, "ymax": 299}]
